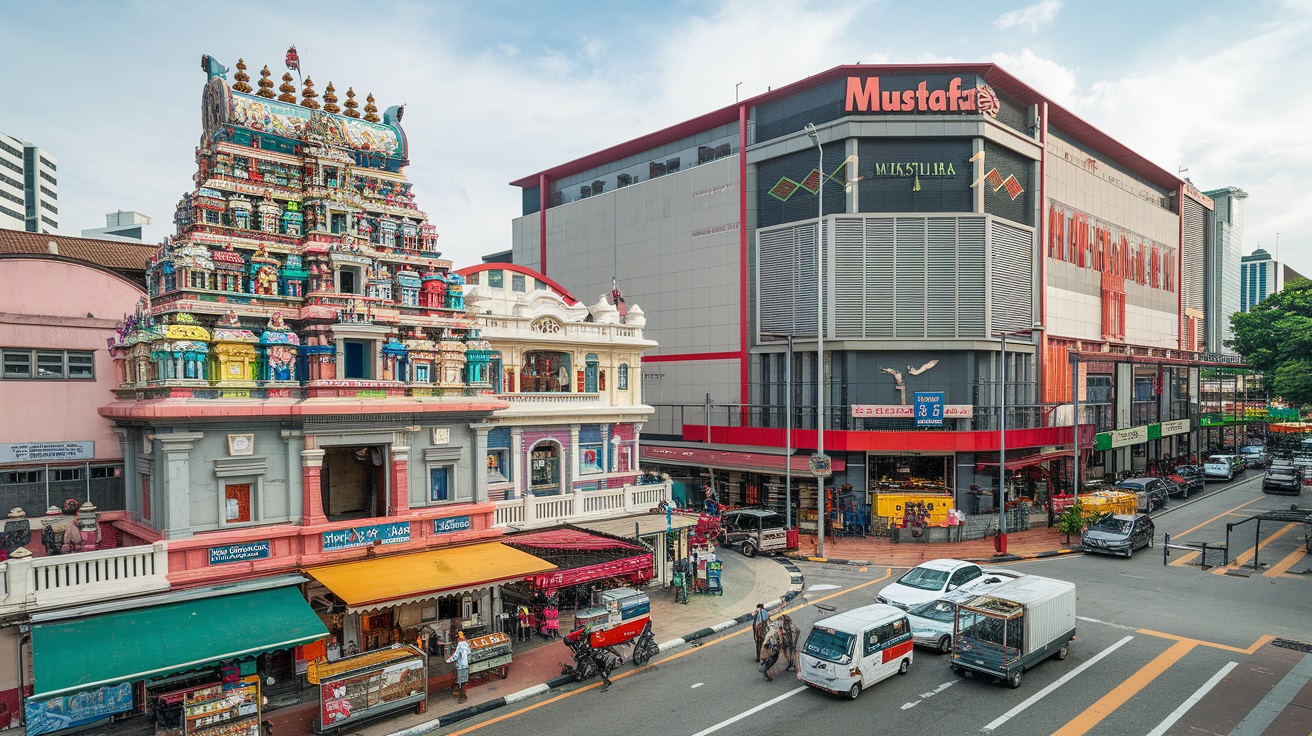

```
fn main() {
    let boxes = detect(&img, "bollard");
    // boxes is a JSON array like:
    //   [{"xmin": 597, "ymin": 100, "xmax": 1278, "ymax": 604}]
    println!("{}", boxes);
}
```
[{"xmin": 1163, "ymin": 532, "xmax": 1170, "ymax": 565}]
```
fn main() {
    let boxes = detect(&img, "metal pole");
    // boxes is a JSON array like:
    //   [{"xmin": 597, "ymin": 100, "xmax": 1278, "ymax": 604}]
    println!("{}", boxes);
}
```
[
  {"xmin": 805, "ymin": 122, "xmax": 826, "ymax": 560},
  {"xmin": 1072, "ymin": 352, "xmax": 1080, "ymax": 497},
  {"xmin": 999, "ymin": 333, "xmax": 1008, "ymax": 554},
  {"xmin": 785, "ymin": 335, "xmax": 793, "ymax": 529},
  {"xmin": 704, "ymin": 393, "xmax": 712, "ymax": 446}
]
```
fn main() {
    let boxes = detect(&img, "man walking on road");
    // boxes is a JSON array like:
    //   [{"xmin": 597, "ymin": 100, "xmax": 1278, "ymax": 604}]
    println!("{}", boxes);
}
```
[
  {"xmin": 752, "ymin": 603, "xmax": 771, "ymax": 662},
  {"xmin": 759, "ymin": 624, "xmax": 781, "ymax": 681},
  {"xmin": 777, "ymin": 614, "xmax": 800, "ymax": 672}
]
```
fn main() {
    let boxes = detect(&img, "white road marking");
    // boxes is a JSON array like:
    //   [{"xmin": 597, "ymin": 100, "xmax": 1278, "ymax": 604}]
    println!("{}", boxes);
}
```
[
  {"xmin": 1076, "ymin": 615, "xmax": 1139, "ymax": 632},
  {"xmin": 806, "ymin": 584, "xmax": 841, "ymax": 592},
  {"xmin": 691, "ymin": 682, "xmax": 704, "ymax": 689},
  {"xmin": 690, "ymin": 686, "xmax": 807, "ymax": 736},
  {"xmin": 1144, "ymin": 661, "xmax": 1237, "ymax": 736},
  {"xmin": 902, "ymin": 679, "xmax": 958, "ymax": 709},
  {"xmin": 1230, "ymin": 654, "xmax": 1312, "ymax": 736},
  {"xmin": 981, "ymin": 635, "xmax": 1133, "ymax": 732}
]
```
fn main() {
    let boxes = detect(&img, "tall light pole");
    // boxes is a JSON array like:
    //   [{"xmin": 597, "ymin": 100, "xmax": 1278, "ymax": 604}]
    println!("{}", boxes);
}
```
[
  {"xmin": 804, "ymin": 122, "xmax": 827, "ymax": 559},
  {"xmin": 994, "ymin": 325, "xmax": 1044, "ymax": 555},
  {"xmin": 761, "ymin": 333, "xmax": 795, "ymax": 529}
]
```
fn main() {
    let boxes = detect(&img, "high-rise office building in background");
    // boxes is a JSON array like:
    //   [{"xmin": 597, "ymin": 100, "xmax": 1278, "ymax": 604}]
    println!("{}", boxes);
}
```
[
  {"xmin": 0, "ymin": 132, "xmax": 59, "ymax": 233},
  {"xmin": 81, "ymin": 210, "xmax": 152, "ymax": 241},
  {"xmin": 1240, "ymin": 247, "xmax": 1305, "ymax": 312},
  {"xmin": 1203, "ymin": 186, "xmax": 1246, "ymax": 353}
]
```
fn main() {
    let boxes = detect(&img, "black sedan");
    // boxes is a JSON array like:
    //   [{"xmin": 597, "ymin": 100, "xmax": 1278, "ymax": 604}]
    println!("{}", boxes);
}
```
[
  {"xmin": 1082, "ymin": 513, "xmax": 1155, "ymax": 558},
  {"xmin": 1112, "ymin": 477, "xmax": 1169, "ymax": 511},
  {"xmin": 1263, "ymin": 465, "xmax": 1303, "ymax": 495},
  {"xmin": 1166, "ymin": 473, "xmax": 1203, "ymax": 499}
]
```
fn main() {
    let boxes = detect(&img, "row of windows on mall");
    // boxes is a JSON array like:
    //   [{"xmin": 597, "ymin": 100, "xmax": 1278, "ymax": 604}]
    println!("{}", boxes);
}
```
[
  {"xmin": 2, "ymin": 349, "xmax": 94, "ymax": 380},
  {"xmin": 1, "ymin": 466, "xmax": 118, "ymax": 484}
]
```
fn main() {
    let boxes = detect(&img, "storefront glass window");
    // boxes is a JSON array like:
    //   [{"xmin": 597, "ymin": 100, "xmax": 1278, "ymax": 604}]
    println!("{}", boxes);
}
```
[
  {"xmin": 530, "ymin": 444, "xmax": 561, "ymax": 493},
  {"xmin": 868, "ymin": 455, "xmax": 951, "ymax": 492},
  {"xmin": 579, "ymin": 443, "xmax": 604, "ymax": 475},
  {"xmin": 522, "ymin": 351, "xmax": 571, "ymax": 393}
]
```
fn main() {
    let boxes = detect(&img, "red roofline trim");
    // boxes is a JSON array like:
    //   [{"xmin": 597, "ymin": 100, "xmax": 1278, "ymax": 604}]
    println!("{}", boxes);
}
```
[
  {"xmin": 509, "ymin": 63, "xmax": 1182, "ymax": 193},
  {"xmin": 454, "ymin": 262, "xmax": 580, "ymax": 305}
]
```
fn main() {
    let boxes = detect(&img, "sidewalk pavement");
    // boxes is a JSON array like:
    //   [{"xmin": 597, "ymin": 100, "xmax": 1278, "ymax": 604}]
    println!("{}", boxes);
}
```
[
  {"xmin": 792, "ymin": 515, "xmax": 1083, "ymax": 567},
  {"xmin": 336, "ymin": 551, "xmax": 800, "ymax": 736}
]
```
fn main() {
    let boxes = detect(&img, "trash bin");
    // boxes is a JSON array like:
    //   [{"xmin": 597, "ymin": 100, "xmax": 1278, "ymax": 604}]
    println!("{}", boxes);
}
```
[{"xmin": 974, "ymin": 490, "xmax": 995, "ymax": 515}]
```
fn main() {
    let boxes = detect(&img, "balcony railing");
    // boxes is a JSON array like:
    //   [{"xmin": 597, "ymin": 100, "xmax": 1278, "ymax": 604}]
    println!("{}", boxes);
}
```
[
  {"xmin": 493, "ymin": 481, "xmax": 670, "ymax": 530},
  {"xmin": 0, "ymin": 542, "xmax": 169, "ymax": 617}
]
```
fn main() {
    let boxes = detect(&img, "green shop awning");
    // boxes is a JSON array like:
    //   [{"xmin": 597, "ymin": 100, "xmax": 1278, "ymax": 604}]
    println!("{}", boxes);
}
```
[{"xmin": 30, "ymin": 585, "xmax": 327, "ymax": 699}]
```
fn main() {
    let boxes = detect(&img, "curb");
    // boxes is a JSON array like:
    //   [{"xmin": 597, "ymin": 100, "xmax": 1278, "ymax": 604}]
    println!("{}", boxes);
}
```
[
  {"xmin": 965, "ymin": 547, "xmax": 1084, "ymax": 563},
  {"xmin": 384, "ymin": 555, "xmax": 805, "ymax": 736},
  {"xmin": 785, "ymin": 555, "xmax": 871, "ymax": 566}
]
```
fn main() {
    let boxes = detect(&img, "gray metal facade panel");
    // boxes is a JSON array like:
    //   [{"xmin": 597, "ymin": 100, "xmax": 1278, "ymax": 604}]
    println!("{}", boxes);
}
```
[
  {"xmin": 989, "ymin": 219, "xmax": 1034, "ymax": 333},
  {"xmin": 865, "ymin": 217, "xmax": 896, "ymax": 338},
  {"xmin": 957, "ymin": 218, "xmax": 987, "ymax": 336},
  {"xmin": 833, "ymin": 218, "xmax": 866, "ymax": 337},
  {"xmin": 926, "ymin": 218, "xmax": 959, "ymax": 338},
  {"xmin": 895, "ymin": 218, "xmax": 927, "ymax": 338}
]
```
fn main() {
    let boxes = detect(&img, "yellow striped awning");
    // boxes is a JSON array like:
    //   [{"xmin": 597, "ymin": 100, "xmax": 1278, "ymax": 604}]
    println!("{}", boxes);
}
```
[{"xmin": 305, "ymin": 541, "xmax": 556, "ymax": 613}]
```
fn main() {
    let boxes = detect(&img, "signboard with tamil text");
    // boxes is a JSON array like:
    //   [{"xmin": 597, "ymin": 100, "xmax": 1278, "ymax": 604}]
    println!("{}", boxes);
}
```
[
  {"xmin": 433, "ymin": 516, "xmax": 472, "ymax": 535},
  {"xmin": 914, "ymin": 392, "xmax": 945, "ymax": 427},
  {"xmin": 209, "ymin": 540, "xmax": 271, "ymax": 565},
  {"xmin": 852, "ymin": 405, "xmax": 974, "ymax": 418},
  {"xmin": 1, "ymin": 441, "xmax": 94, "ymax": 463},
  {"xmin": 322, "ymin": 522, "xmax": 411, "ymax": 552}
]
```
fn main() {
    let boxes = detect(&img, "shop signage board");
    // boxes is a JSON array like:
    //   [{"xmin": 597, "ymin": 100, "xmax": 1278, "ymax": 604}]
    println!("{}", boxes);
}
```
[
  {"xmin": 1093, "ymin": 425, "xmax": 1149, "ymax": 451},
  {"xmin": 851, "ymin": 404, "xmax": 974, "ymax": 418},
  {"xmin": 0, "ymin": 441, "xmax": 94, "ymax": 463},
  {"xmin": 433, "ymin": 515, "xmax": 472, "ymax": 534},
  {"xmin": 25, "ymin": 682, "xmax": 133, "ymax": 736},
  {"xmin": 209, "ymin": 540, "xmax": 271, "ymax": 565},
  {"xmin": 914, "ymin": 392, "xmax": 945, "ymax": 427},
  {"xmin": 322, "ymin": 522, "xmax": 411, "ymax": 552},
  {"xmin": 809, "ymin": 453, "xmax": 833, "ymax": 478},
  {"xmin": 844, "ymin": 76, "xmax": 1000, "ymax": 117},
  {"xmin": 317, "ymin": 647, "xmax": 427, "ymax": 732},
  {"xmin": 1154, "ymin": 419, "xmax": 1191, "ymax": 438}
]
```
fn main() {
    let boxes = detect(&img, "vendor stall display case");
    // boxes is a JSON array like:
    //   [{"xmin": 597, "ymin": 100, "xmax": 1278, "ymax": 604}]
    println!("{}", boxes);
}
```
[{"xmin": 309, "ymin": 645, "xmax": 427, "ymax": 734}]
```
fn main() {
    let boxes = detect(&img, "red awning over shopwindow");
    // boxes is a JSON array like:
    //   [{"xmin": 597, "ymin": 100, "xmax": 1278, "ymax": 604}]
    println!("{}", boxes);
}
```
[
  {"xmin": 975, "ymin": 449, "xmax": 1074, "ymax": 473},
  {"xmin": 506, "ymin": 528, "xmax": 653, "ymax": 590},
  {"xmin": 640, "ymin": 445, "xmax": 846, "ymax": 474}
]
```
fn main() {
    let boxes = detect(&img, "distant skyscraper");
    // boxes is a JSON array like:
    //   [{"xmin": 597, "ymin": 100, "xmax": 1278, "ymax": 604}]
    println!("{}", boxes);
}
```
[
  {"xmin": 1203, "ymin": 186, "xmax": 1246, "ymax": 353},
  {"xmin": 1241, "ymin": 247, "xmax": 1306, "ymax": 312},
  {"xmin": 0, "ymin": 132, "xmax": 58, "ymax": 233},
  {"xmin": 82, "ymin": 210, "xmax": 152, "ymax": 241}
]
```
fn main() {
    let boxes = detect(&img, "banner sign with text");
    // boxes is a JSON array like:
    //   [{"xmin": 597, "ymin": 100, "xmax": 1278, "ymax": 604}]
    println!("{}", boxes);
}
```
[
  {"xmin": 322, "ymin": 522, "xmax": 411, "ymax": 552},
  {"xmin": 209, "ymin": 540, "xmax": 271, "ymax": 565},
  {"xmin": 852, "ymin": 404, "xmax": 974, "ymax": 418}
]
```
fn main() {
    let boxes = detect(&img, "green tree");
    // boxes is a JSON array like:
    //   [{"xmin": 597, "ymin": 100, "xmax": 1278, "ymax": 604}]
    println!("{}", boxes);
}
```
[{"xmin": 1230, "ymin": 278, "xmax": 1312, "ymax": 406}]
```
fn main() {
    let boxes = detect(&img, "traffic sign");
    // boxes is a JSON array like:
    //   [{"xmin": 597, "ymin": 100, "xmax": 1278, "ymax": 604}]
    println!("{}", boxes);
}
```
[
  {"xmin": 809, "ymin": 453, "xmax": 833, "ymax": 477},
  {"xmin": 914, "ymin": 392, "xmax": 945, "ymax": 427}
]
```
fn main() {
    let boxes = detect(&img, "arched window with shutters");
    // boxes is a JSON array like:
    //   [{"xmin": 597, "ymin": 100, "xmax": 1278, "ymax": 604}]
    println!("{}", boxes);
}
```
[
  {"xmin": 618, "ymin": 363, "xmax": 629, "ymax": 390},
  {"xmin": 584, "ymin": 353, "xmax": 599, "ymax": 393}
]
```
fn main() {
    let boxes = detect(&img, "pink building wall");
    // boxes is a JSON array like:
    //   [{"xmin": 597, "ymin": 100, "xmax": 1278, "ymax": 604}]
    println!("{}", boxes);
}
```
[{"xmin": 0, "ymin": 258, "xmax": 145, "ymax": 462}]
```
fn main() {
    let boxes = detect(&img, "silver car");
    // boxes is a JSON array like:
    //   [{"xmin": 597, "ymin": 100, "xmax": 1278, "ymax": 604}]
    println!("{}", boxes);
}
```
[{"xmin": 907, "ymin": 570, "xmax": 1025, "ymax": 653}]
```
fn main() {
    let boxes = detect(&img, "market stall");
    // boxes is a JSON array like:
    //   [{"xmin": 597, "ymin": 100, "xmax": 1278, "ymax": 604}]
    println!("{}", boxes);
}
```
[
  {"xmin": 156, "ymin": 671, "xmax": 261, "ymax": 736},
  {"xmin": 308, "ymin": 645, "xmax": 426, "ymax": 733}
]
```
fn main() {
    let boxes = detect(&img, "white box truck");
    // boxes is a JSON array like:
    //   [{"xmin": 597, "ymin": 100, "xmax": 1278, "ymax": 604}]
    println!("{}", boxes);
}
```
[{"xmin": 949, "ymin": 574, "xmax": 1076, "ymax": 688}]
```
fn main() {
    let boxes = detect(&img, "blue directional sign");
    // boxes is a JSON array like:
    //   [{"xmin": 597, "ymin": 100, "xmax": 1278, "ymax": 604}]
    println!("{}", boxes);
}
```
[{"xmin": 914, "ymin": 392, "xmax": 945, "ymax": 427}]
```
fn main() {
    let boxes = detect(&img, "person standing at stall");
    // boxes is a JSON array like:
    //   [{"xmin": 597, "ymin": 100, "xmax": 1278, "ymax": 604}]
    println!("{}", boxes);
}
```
[
  {"xmin": 751, "ymin": 603, "xmax": 770, "ymax": 662},
  {"xmin": 445, "ymin": 631, "xmax": 471, "ymax": 704}
]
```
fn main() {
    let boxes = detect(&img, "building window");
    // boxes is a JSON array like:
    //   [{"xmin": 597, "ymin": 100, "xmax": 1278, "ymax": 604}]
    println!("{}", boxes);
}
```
[
  {"xmin": 39, "ymin": 171, "xmax": 56, "ymax": 186},
  {"xmin": 225, "ymin": 482, "xmax": 252, "ymax": 523},
  {"xmin": 487, "ymin": 270, "xmax": 504, "ymax": 288},
  {"xmin": 511, "ymin": 274, "xmax": 526, "ymax": 292},
  {"xmin": 343, "ymin": 340, "xmax": 373, "ymax": 380},
  {"xmin": 1, "ymin": 349, "xmax": 94, "ymax": 380},
  {"xmin": 1, "ymin": 469, "xmax": 43, "ymax": 484},
  {"xmin": 486, "ymin": 448, "xmax": 509, "ymax": 483},
  {"xmin": 429, "ymin": 465, "xmax": 454, "ymax": 502},
  {"xmin": 579, "ymin": 444, "xmax": 604, "ymax": 475},
  {"xmin": 90, "ymin": 466, "xmax": 119, "ymax": 479},
  {"xmin": 39, "ymin": 156, "xmax": 55, "ymax": 171},
  {"xmin": 529, "ymin": 443, "xmax": 561, "ymax": 494},
  {"xmin": 584, "ymin": 353, "xmax": 599, "ymax": 393},
  {"xmin": 338, "ymin": 267, "xmax": 362, "ymax": 295},
  {"xmin": 521, "ymin": 351, "xmax": 571, "ymax": 393},
  {"xmin": 414, "ymin": 363, "xmax": 430, "ymax": 383},
  {"xmin": 618, "ymin": 363, "xmax": 629, "ymax": 390},
  {"xmin": 49, "ymin": 467, "xmax": 82, "ymax": 482}
]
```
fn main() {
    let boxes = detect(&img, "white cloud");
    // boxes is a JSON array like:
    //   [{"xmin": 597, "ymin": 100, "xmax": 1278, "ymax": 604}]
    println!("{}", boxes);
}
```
[
  {"xmin": 994, "ymin": 0, "xmax": 1062, "ymax": 33},
  {"xmin": 988, "ymin": 49, "xmax": 1079, "ymax": 105}
]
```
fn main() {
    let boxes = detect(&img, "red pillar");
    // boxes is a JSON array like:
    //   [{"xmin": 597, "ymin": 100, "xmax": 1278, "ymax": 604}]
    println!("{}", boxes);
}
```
[
  {"xmin": 302, "ymin": 448, "xmax": 327, "ymax": 524},
  {"xmin": 391, "ymin": 447, "xmax": 410, "ymax": 515}
]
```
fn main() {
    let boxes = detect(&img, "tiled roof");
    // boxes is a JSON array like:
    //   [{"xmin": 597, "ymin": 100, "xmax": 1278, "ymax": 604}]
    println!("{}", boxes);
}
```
[{"xmin": 0, "ymin": 228, "xmax": 156, "ymax": 273}]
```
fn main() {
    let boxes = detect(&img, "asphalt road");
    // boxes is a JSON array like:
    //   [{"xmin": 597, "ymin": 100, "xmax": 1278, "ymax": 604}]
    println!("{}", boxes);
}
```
[{"xmin": 434, "ymin": 474, "xmax": 1312, "ymax": 736}]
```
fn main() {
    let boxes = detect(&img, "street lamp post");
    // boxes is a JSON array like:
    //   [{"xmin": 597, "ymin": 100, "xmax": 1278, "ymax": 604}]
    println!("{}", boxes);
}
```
[
  {"xmin": 760, "ymin": 333, "xmax": 795, "ymax": 529},
  {"xmin": 804, "ymin": 122, "xmax": 826, "ymax": 559},
  {"xmin": 994, "ymin": 325, "xmax": 1044, "ymax": 555}
]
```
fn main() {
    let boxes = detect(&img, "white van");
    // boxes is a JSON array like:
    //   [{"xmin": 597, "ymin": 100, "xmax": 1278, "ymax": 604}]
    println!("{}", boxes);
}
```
[{"xmin": 798, "ymin": 603, "xmax": 912, "ymax": 700}]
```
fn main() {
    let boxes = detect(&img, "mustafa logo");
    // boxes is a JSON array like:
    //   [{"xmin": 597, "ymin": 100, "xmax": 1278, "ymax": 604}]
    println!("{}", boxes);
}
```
[{"xmin": 845, "ymin": 76, "xmax": 1000, "ymax": 118}]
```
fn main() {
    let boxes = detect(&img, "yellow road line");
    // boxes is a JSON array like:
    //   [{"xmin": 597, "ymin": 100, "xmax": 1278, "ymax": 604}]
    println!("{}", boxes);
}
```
[
  {"xmin": 1174, "ymin": 496, "xmax": 1264, "ymax": 539},
  {"xmin": 446, "ymin": 569, "xmax": 893, "ymax": 735},
  {"xmin": 1263, "ymin": 545, "xmax": 1307, "ymax": 577},
  {"xmin": 1212, "ymin": 523, "xmax": 1296, "ymax": 574},
  {"xmin": 1050, "ymin": 639, "xmax": 1196, "ymax": 736},
  {"xmin": 1169, "ymin": 550, "xmax": 1201, "ymax": 567},
  {"xmin": 1138, "ymin": 628, "xmax": 1274, "ymax": 654}
]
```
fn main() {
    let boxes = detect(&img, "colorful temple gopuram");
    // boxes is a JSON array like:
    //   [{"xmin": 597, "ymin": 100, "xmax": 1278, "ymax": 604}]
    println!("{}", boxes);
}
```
[{"xmin": 101, "ymin": 54, "xmax": 510, "ymax": 560}]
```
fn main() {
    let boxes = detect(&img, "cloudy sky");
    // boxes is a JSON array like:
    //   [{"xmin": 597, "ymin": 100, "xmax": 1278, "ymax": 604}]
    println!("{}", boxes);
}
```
[{"xmin": 2, "ymin": 0, "xmax": 1309, "ymax": 273}]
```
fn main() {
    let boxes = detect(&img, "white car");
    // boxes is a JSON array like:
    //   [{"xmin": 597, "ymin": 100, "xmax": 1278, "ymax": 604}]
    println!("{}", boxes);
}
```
[
  {"xmin": 907, "ymin": 570, "xmax": 1026, "ymax": 652},
  {"xmin": 876, "ymin": 558, "xmax": 984, "ymax": 611}
]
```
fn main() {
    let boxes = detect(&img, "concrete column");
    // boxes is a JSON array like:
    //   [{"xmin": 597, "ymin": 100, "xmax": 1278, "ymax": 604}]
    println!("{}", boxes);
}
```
[
  {"xmin": 301, "ymin": 447, "xmax": 327, "ymax": 524},
  {"xmin": 390, "ymin": 445, "xmax": 410, "ymax": 514},
  {"xmin": 335, "ymin": 337, "xmax": 345, "ymax": 379},
  {"xmin": 569, "ymin": 424, "xmax": 581, "ymax": 494},
  {"xmin": 281, "ymin": 429, "xmax": 304, "ymax": 519},
  {"xmin": 470, "ymin": 424, "xmax": 491, "ymax": 504},
  {"xmin": 158, "ymin": 432, "xmax": 204, "ymax": 538},
  {"xmin": 510, "ymin": 427, "xmax": 524, "ymax": 500}
]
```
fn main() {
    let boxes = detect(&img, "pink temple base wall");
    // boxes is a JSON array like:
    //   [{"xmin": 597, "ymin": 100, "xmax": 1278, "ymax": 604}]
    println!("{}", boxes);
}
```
[{"xmin": 164, "ymin": 504, "xmax": 500, "ymax": 588}]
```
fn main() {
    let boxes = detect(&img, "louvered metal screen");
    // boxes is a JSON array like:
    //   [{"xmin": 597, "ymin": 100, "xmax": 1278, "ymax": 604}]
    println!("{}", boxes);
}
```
[{"xmin": 989, "ymin": 219, "xmax": 1035, "ymax": 334}]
